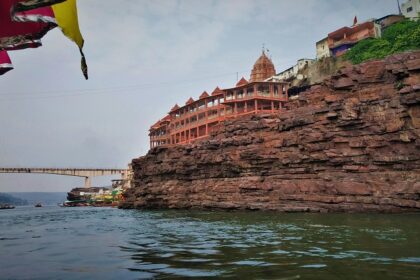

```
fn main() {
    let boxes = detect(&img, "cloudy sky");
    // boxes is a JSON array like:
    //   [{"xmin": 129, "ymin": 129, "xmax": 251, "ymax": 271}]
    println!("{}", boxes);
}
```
[{"xmin": 0, "ymin": 0, "xmax": 400, "ymax": 192}]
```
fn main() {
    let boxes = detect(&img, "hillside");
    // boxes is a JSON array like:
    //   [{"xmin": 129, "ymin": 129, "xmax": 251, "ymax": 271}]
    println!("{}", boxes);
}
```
[
  {"xmin": 7, "ymin": 192, "xmax": 67, "ymax": 206},
  {"xmin": 121, "ymin": 51, "xmax": 420, "ymax": 212},
  {"xmin": 0, "ymin": 193, "xmax": 28, "ymax": 206}
]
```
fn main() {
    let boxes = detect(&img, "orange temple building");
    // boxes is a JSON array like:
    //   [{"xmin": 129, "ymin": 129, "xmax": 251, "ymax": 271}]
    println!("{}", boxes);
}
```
[{"xmin": 149, "ymin": 51, "xmax": 289, "ymax": 148}]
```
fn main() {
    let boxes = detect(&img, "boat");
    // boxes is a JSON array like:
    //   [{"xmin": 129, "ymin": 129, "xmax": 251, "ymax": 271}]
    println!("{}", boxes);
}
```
[
  {"xmin": 0, "ymin": 204, "xmax": 15, "ymax": 210},
  {"xmin": 34, "ymin": 203, "xmax": 42, "ymax": 207},
  {"xmin": 61, "ymin": 200, "xmax": 90, "ymax": 207}
]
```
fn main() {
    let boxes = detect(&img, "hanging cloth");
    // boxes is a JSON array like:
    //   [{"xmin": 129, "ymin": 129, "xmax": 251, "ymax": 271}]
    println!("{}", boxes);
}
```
[
  {"xmin": 0, "ymin": 0, "xmax": 87, "ymax": 79},
  {"xmin": 0, "ymin": 50, "xmax": 14, "ymax": 75}
]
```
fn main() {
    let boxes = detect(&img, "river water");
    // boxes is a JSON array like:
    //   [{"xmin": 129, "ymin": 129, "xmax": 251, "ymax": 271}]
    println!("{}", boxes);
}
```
[{"xmin": 1, "ymin": 207, "xmax": 419, "ymax": 279}]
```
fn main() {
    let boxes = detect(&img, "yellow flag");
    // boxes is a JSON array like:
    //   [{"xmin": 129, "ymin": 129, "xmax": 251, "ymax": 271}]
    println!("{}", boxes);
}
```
[{"xmin": 52, "ymin": 0, "xmax": 88, "ymax": 79}]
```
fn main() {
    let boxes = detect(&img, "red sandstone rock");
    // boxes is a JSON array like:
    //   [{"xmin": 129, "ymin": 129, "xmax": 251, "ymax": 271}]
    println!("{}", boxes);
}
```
[
  {"xmin": 122, "ymin": 51, "xmax": 420, "ymax": 213},
  {"xmin": 334, "ymin": 77, "xmax": 354, "ymax": 89}
]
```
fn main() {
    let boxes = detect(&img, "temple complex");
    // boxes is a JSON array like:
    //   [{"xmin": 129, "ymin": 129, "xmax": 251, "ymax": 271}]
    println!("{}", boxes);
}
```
[{"xmin": 149, "ymin": 51, "xmax": 289, "ymax": 148}]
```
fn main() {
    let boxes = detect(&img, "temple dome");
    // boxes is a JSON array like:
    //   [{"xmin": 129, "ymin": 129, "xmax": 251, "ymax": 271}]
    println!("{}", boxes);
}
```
[{"xmin": 249, "ymin": 51, "xmax": 276, "ymax": 82}]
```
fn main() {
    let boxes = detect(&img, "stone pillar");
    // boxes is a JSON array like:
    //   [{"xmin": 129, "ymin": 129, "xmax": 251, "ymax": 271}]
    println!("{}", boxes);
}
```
[
  {"xmin": 84, "ymin": 177, "xmax": 92, "ymax": 188},
  {"xmin": 271, "ymin": 101, "xmax": 274, "ymax": 112},
  {"xmin": 255, "ymin": 99, "xmax": 258, "ymax": 112}
]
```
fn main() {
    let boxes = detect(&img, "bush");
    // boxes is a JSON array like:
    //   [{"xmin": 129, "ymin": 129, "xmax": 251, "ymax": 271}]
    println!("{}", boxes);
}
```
[{"xmin": 344, "ymin": 19, "xmax": 420, "ymax": 64}]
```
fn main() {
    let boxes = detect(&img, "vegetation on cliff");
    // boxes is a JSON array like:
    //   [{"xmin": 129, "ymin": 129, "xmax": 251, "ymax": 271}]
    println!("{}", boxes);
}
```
[{"xmin": 344, "ymin": 20, "xmax": 420, "ymax": 64}]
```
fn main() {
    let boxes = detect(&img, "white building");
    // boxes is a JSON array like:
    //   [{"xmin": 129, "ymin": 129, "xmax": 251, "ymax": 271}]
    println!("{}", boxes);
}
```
[
  {"xmin": 401, "ymin": 0, "xmax": 420, "ymax": 19},
  {"xmin": 316, "ymin": 37, "xmax": 331, "ymax": 60},
  {"xmin": 269, "ymin": 58, "xmax": 315, "ymax": 81}
]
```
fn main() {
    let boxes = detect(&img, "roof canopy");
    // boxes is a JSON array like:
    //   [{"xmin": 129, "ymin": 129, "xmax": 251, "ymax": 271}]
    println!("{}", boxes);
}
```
[
  {"xmin": 170, "ymin": 104, "xmax": 180, "ymax": 112},
  {"xmin": 236, "ymin": 77, "xmax": 248, "ymax": 87},
  {"xmin": 211, "ymin": 86, "xmax": 224, "ymax": 96},
  {"xmin": 328, "ymin": 21, "xmax": 374, "ymax": 40},
  {"xmin": 199, "ymin": 91, "xmax": 209, "ymax": 99},
  {"xmin": 185, "ymin": 97, "xmax": 194, "ymax": 105}
]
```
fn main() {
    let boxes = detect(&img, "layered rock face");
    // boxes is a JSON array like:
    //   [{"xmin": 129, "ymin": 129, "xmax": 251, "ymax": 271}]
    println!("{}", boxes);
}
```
[{"xmin": 122, "ymin": 52, "xmax": 420, "ymax": 212}]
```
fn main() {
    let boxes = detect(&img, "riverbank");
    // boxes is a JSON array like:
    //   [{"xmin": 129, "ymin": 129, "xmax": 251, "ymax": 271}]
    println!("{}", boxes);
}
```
[{"xmin": 122, "ymin": 51, "xmax": 420, "ymax": 212}]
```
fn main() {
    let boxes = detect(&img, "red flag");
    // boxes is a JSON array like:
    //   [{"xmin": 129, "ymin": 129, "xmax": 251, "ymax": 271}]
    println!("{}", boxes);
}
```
[
  {"xmin": 0, "ymin": 50, "xmax": 13, "ymax": 75},
  {"xmin": 0, "ymin": 0, "xmax": 87, "ymax": 79},
  {"xmin": 0, "ymin": 0, "xmax": 57, "ymax": 50},
  {"xmin": 353, "ymin": 16, "xmax": 358, "ymax": 26}
]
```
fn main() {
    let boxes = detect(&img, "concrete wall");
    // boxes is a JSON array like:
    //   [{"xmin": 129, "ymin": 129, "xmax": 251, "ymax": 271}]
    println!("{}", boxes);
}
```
[
  {"xmin": 376, "ymin": 15, "xmax": 405, "ymax": 29},
  {"xmin": 316, "ymin": 38, "xmax": 331, "ymax": 60},
  {"xmin": 274, "ymin": 59, "xmax": 315, "ymax": 81},
  {"xmin": 402, "ymin": 0, "xmax": 420, "ymax": 18}
]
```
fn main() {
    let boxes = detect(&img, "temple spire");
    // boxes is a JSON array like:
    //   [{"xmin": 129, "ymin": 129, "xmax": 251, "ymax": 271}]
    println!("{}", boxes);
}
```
[{"xmin": 250, "ymin": 50, "xmax": 276, "ymax": 82}]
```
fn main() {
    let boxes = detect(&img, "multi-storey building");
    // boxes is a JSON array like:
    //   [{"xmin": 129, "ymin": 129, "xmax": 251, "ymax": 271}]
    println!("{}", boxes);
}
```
[
  {"xmin": 327, "ymin": 20, "xmax": 382, "ymax": 57},
  {"xmin": 149, "ymin": 51, "xmax": 289, "ymax": 148}
]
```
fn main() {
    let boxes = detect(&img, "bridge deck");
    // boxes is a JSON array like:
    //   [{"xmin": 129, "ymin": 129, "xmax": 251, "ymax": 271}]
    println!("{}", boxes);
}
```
[{"xmin": 0, "ymin": 168, "xmax": 127, "ymax": 177}]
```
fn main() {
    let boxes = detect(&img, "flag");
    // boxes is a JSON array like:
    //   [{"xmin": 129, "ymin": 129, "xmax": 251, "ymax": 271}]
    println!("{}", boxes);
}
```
[
  {"xmin": 51, "ymin": 0, "xmax": 87, "ymax": 79},
  {"xmin": 0, "ymin": 50, "xmax": 13, "ymax": 75},
  {"xmin": 0, "ymin": 0, "xmax": 87, "ymax": 79},
  {"xmin": 353, "ymin": 16, "xmax": 358, "ymax": 26}
]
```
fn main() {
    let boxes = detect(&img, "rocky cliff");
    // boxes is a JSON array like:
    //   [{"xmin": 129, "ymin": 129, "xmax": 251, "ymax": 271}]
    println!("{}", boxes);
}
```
[{"xmin": 122, "ymin": 51, "xmax": 420, "ymax": 212}]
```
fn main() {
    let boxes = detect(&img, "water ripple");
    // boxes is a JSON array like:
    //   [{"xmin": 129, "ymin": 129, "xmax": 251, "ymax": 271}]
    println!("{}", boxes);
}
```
[{"xmin": 1, "ymin": 208, "xmax": 420, "ymax": 279}]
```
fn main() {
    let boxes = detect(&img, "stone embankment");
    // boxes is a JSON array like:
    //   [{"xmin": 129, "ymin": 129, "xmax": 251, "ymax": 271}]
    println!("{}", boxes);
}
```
[{"xmin": 122, "ymin": 51, "xmax": 420, "ymax": 212}]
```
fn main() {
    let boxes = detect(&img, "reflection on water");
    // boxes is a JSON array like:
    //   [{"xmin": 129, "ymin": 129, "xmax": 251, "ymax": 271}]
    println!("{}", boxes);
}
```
[{"xmin": 1, "ymin": 207, "xmax": 420, "ymax": 279}]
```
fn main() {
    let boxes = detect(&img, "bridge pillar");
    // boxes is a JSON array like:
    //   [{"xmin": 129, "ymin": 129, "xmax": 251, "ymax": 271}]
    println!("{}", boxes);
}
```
[{"xmin": 84, "ymin": 177, "xmax": 92, "ymax": 188}]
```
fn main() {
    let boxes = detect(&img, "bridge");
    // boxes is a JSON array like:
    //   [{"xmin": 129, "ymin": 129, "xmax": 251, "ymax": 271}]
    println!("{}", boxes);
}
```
[{"xmin": 0, "ymin": 168, "xmax": 128, "ymax": 188}]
